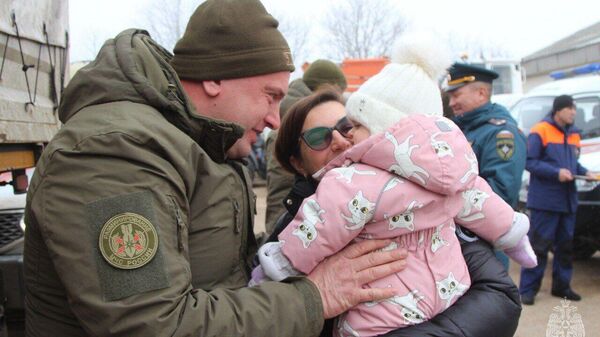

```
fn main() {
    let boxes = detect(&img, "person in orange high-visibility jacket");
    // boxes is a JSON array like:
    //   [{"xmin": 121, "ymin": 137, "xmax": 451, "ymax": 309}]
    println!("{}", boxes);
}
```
[{"xmin": 519, "ymin": 95, "xmax": 595, "ymax": 305}]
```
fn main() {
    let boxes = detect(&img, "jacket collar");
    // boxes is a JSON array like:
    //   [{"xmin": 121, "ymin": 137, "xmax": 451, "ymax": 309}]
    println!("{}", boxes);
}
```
[
  {"xmin": 60, "ymin": 29, "xmax": 243, "ymax": 164},
  {"xmin": 542, "ymin": 115, "xmax": 580, "ymax": 135},
  {"xmin": 283, "ymin": 175, "xmax": 318, "ymax": 215},
  {"xmin": 453, "ymin": 102, "xmax": 494, "ymax": 131}
]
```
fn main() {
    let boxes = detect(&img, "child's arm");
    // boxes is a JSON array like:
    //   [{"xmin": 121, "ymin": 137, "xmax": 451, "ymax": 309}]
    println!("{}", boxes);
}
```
[
  {"xmin": 278, "ymin": 165, "xmax": 388, "ymax": 274},
  {"xmin": 455, "ymin": 176, "xmax": 536, "ymax": 267},
  {"xmin": 455, "ymin": 176, "xmax": 515, "ymax": 242}
]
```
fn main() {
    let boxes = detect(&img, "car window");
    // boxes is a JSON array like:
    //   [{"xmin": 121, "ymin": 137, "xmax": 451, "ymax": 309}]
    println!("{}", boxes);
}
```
[
  {"xmin": 575, "ymin": 97, "xmax": 600, "ymax": 139},
  {"xmin": 490, "ymin": 64, "xmax": 514, "ymax": 95},
  {"xmin": 510, "ymin": 95, "xmax": 600, "ymax": 140},
  {"xmin": 510, "ymin": 96, "xmax": 554, "ymax": 136}
]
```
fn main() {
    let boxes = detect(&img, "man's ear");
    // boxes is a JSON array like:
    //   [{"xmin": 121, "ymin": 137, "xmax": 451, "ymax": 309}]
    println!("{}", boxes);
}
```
[
  {"xmin": 289, "ymin": 155, "xmax": 307, "ymax": 177},
  {"xmin": 202, "ymin": 80, "xmax": 222, "ymax": 97}
]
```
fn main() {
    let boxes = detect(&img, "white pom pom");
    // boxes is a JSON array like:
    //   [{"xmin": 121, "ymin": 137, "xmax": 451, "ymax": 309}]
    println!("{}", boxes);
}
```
[{"xmin": 391, "ymin": 32, "xmax": 451, "ymax": 80}]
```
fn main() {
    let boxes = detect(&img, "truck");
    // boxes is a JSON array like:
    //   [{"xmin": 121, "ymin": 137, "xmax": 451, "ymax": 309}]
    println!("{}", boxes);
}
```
[
  {"xmin": 340, "ymin": 57, "xmax": 389, "ymax": 93},
  {"xmin": 0, "ymin": 1, "xmax": 68, "ymax": 335}
]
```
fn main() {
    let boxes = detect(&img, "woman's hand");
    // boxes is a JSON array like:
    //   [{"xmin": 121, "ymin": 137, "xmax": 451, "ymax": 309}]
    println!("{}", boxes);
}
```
[{"xmin": 307, "ymin": 239, "xmax": 408, "ymax": 319}]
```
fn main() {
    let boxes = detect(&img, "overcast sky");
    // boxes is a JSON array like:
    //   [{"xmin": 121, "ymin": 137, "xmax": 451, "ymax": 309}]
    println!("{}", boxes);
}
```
[{"xmin": 69, "ymin": 0, "xmax": 600, "ymax": 63}]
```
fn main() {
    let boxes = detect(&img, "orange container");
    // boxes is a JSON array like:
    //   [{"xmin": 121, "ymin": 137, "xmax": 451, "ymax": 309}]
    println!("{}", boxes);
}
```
[{"xmin": 340, "ymin": 58, "xmax": 390, "ymax": 92}]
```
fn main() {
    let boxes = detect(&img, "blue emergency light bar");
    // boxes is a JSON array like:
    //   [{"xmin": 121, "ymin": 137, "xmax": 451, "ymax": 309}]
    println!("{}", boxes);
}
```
[{"xmin": 550, "ymin": 63, "xmax": 600, "ymax": 79}]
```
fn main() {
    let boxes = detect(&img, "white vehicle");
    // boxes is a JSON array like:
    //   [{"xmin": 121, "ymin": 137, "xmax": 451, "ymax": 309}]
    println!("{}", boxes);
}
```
[
  {"xmin": 510, "ymin": 74, "xmax": 600, "ymax": 259},
  {"xmin": 469, "ymin": 59, "xmax": 524, "ymax": 96}
]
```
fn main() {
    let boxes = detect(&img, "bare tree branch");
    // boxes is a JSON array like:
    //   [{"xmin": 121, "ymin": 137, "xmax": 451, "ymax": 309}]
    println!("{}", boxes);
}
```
[
  {"xmin": 440, "ymin": 31, "xmax": 514, "ymax": 61},
  {"xmin": 83, "ymin": 30, "xmax": 104, "ymax": 61},
  {"xmin": 323, "ymin": 0, "xmax": 407, "ymax": 60},
  {"xmin": 141, "ymin": 0, "xmax": 204, "ymax": 52},
  {"xmin": 270, "ymin": 10, "xmax": 312, "ymax": 67}
]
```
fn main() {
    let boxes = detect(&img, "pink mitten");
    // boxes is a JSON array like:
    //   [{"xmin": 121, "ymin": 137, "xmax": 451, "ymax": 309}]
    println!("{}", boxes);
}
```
[{"xmin": 504, "ymin": 236, "xmax": 538, "ymax": 268}]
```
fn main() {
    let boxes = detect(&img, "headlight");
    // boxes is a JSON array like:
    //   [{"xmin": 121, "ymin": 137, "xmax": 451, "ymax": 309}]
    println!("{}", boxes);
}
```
[{"xmin": 19, "ymin": 214, "xmax": 26, "ymax": 232}]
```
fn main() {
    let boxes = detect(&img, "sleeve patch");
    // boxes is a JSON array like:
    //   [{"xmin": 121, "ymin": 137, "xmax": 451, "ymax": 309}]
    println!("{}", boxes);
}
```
[
  {"xmin": 496, "ymin": 138, "xmax": 515, "ymax": 160},
  {"xmin": 99, "ymin": 212, "xmax": 159, "ymax": 270},
  {"xmin": 87, "ymin": 191, "xmax": 169, "ymax": 301}
]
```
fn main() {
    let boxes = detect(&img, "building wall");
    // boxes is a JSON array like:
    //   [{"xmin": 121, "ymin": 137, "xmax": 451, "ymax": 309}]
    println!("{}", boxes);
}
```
[{"xmin": 523, "ymin": 43, "xmax": 600, "ymax": 92}]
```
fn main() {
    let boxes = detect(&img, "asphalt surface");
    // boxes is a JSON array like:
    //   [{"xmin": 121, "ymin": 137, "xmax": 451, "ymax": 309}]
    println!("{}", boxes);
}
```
[{"xmin": 253, "ymin": 185, "xmax": 600, "ymax": 336}]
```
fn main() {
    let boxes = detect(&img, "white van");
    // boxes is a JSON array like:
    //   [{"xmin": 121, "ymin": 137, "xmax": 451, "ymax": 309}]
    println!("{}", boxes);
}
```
[{"xmin": 510, "ymin": 75, "xmax": 600, "ymax": 259}]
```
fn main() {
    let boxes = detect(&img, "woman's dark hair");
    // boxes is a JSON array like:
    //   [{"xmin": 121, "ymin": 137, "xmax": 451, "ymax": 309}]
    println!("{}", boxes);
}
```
[{"xmin": 275, "ymin": 85, "xmax": 344, "ymax": 175}]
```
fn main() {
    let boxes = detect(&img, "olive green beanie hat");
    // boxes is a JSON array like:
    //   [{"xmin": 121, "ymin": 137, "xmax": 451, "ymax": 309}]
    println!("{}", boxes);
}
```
[
  {"xmin": 302, "ymin": 59, "xmax": 347, "ymax": 91},
  {"xmin": 170, "ymin": 0, "xmax": 295, "ymax": 81}
]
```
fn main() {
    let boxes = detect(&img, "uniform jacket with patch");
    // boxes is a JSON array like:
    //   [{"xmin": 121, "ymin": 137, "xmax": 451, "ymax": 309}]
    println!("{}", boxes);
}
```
[
  {"xmin": 23, "ymin": 29, "xmax": 322, "ymax": 337},
  {"xmin": 278, "ymin": 115, "xmax": 516, "ymax": 336},
  {"xmin": 526, "ymin": 116, "xmax": 587, "ymax": 213},
  {"xmin": 453, "ymin": 102, "xmax": 527, "ymax": 208}
]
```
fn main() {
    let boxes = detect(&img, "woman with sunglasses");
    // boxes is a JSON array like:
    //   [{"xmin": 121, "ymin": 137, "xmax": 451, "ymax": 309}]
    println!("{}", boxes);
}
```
[
  {"xmin": 255, "ymin": 89, "xmax": 521, "ymax": 337},
  {"xmin": 256, "ymin": 37, "xmax": 522, "ymax": 337}
]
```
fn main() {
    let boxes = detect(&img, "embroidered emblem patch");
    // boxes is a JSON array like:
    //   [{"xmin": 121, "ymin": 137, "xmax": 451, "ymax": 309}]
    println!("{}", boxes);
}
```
[
  {"xmin": 496, "ymin": 138, "xmax": 515, "ymax": 160},
  {"xmin": 99, "ymin": 213, "xmax": 159, "ymax": 270}
]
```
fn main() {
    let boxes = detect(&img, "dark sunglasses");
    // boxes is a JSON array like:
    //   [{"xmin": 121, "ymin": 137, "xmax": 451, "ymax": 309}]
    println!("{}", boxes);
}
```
[{"xmin": 300, "ymin": 116, "xmax": 353, "ymax": 151}]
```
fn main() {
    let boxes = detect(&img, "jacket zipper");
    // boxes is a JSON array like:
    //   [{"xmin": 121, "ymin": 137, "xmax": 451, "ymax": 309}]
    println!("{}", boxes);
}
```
[
  {"xmin": 168, "ymin": 195, "xmax": 185, "ymax": 252},
  {"xmin": 233, "ymin": 200, "xmax": 241, "ymax": 233},
  {"xmin": 229, "ymin": 162, "xmax": 254, "ymax": 277}
]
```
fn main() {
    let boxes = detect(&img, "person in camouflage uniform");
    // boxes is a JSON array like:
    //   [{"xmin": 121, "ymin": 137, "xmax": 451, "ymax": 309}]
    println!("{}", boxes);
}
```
[{"xmin": 22, "ymin": 1, "xmax": 406, "ymax": 336}]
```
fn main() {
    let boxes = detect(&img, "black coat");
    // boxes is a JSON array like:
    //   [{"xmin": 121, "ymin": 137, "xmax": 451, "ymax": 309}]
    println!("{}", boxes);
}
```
[{"xmin": 267, "ymin": 175, "xmax": 521, "ymax": 337}]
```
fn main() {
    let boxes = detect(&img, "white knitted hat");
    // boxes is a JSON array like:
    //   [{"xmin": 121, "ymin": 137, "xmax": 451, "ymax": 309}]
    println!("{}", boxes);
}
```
[{"xmin": 346, "ymin": 33, "xmax": 451, "ymax": 135}]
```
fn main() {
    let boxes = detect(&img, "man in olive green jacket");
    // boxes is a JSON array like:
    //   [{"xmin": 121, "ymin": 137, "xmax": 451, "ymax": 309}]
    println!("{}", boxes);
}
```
[
  {"xmin": 23, "ymin": 1, "xmax": 405, "ymax": 337},
  {"xmin": 265, "ymin": 60, "xmax": 347, "ymax": 233}
]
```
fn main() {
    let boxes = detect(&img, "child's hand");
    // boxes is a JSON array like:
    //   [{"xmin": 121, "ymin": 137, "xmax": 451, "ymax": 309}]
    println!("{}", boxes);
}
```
[
  {"xmin": 259, "ymin": 242, "xmax": 301, "ymax": 281},
  {"xmin": 248, "ymin": 265, "xmax": 269, "ymax": 286},
  {"xmin": 504, "ymin": 236, "xmax": 537, "ymax": 268}
]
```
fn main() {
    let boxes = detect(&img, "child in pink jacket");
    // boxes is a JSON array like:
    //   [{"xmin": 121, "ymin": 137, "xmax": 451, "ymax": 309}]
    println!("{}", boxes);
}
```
[{"xmin": 252, "ymin": 34, "xmax": 536, "ymax": 337}]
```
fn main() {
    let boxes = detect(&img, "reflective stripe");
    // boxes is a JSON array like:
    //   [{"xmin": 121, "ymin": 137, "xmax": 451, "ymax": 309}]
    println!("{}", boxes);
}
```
[{"xmin": 530, "ymin": 122, "xmax": 581, "ymax": 147}]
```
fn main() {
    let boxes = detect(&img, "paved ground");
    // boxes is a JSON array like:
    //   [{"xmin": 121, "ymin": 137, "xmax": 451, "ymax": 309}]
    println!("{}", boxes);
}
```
[
  {"xmin": 253, "ymin": 185, "xmax": 600, "ymax": 336},
  {"xmin": 511, "ymin": 252, "xmax": 600, "ymax": 337}
]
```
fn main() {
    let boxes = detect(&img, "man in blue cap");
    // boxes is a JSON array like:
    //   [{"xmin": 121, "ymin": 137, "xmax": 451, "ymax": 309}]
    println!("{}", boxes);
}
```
[{"xmin": 445, "ymin": 63, "xmax": 527, "ymax": 269}]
